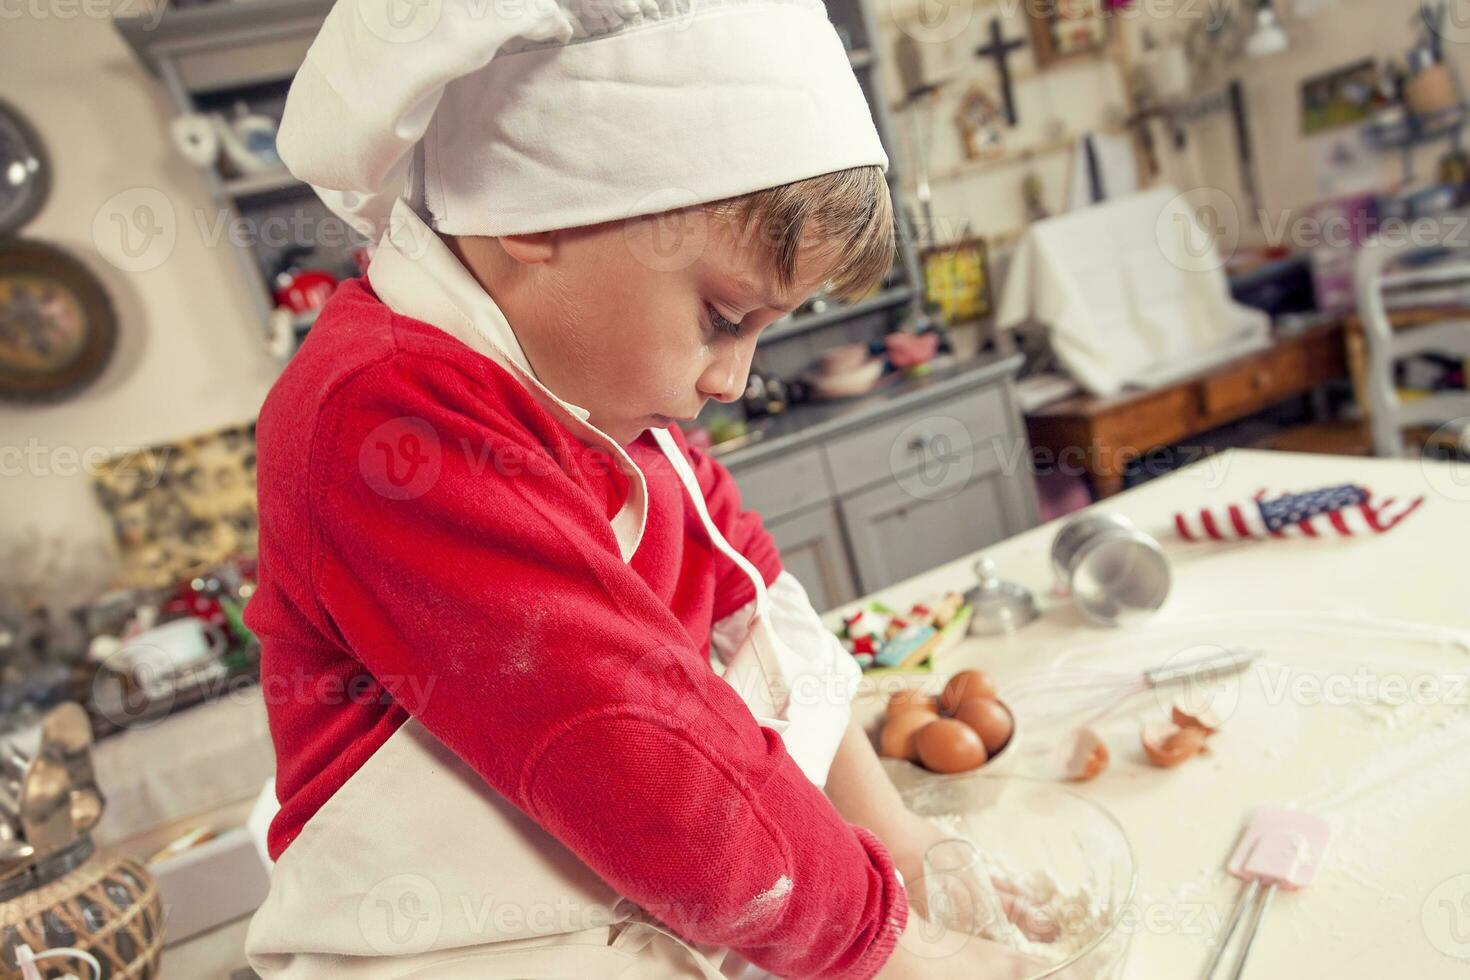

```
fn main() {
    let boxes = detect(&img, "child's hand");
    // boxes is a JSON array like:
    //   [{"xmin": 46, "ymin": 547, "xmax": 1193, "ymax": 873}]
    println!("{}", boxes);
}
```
[
  {"xmin": 876, "ymin": 914, "xmax": 1074, "ymax": 980},
  {"xmin": 888, "ymin": 814, "xmax": 1060, "ymax": 943}
]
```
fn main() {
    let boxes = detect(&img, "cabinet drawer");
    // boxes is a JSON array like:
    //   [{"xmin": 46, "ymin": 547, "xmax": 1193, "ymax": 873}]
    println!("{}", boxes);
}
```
[
  {"xmin": 731, "ymin": 446, "xmax": 830, "ymax": 522},
  {"xmin": 824, "ymin": 384, "xmax": 1010, "ymax": 496},
  {"xmin": 1200, "ymin": 345, "xmax": 1309, "ymax": 419},
  {"xmin": 838, "ymin": 445, "xmax": 1011, "ymax": 593}
]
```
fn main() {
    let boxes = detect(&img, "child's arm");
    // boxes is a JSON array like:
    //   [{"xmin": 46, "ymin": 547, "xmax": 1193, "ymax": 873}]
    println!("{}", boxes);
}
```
[{"xmin": 301, "ymin": 358, "xmax": 908, "ymax": 979}]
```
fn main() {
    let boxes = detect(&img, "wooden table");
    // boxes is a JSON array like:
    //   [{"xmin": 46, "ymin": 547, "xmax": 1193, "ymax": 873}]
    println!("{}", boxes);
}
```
[
  {"xmin": 1025, "ymin": 322, "xmax": 1349, "ymax": 497},
  {"xmin": 831, "ymin": 449, "xmax": 1470, "ymax": 980}
]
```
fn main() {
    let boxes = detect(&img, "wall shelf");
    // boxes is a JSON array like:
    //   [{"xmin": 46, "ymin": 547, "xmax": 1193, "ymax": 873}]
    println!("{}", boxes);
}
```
[{"xmin": 760, "ymin": 286, "xmax": 915, "ymax": 346}]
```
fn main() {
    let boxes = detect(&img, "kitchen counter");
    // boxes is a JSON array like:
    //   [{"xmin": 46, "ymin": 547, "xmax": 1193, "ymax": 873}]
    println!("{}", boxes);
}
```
[
  {"xmin": 832, "ymin": 449, "xmax": 1470, "ymax": 979},
  {"xmin": 712, "ymin": 353, "xmax": 1024, "ymax": 469}
]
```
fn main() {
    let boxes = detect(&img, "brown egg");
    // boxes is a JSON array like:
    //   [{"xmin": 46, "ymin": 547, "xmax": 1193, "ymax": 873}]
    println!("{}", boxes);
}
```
[
  {"xmin": 879, "ymin": 711, "xmax": 936, "ymax": 762},
  {"xmin": 952, "ymin": 697, "xmax": 1014, "ymax": 755},
  {"xmin": 916, "ymin": 718, "xmax": 988, "ymax": 773},
  {"xmin": 887, "ymin": 690, "xmax": 939, "ymax": 719},
  {"xmin": 941, "ymin": 670, "xmax": 998, "ymax": 713}
]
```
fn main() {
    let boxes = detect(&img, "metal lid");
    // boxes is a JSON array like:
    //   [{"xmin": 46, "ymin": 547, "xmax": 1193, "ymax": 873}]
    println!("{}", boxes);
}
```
[{"xmin": 965, "ymin": 557, "xmax": 1039, "ymax": 635}]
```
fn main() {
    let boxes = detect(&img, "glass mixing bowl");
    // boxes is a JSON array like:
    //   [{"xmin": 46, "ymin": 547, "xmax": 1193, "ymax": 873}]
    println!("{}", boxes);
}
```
[{"xmin": 885, "ymin": 762, "xmax": 1137, "ymax": 980}]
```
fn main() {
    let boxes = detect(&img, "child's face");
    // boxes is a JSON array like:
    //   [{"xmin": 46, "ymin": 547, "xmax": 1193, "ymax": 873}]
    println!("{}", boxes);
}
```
[{"xmin": 455, "ymin": 209, "xmax": 837, "ymax": 446}]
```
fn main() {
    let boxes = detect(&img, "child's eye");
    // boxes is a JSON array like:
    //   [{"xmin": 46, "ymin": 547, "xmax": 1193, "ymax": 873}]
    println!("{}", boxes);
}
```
[{"xmin": 706, "ymin": 303, "xmax": 743, "ymax": 338}]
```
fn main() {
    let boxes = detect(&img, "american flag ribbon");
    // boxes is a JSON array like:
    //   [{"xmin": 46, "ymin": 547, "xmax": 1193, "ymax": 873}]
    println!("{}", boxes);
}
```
[{"xmin": 1174, "ymin": 484, "xmax": 1425, "ymax": 541}]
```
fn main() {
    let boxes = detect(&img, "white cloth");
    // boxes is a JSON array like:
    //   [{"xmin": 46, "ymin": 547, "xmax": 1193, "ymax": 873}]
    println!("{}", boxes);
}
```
[
  {"xmin": 996, "ymin": 186, "xmax": 1270, "ymax": 396},
  {"xmin": 276, "ymin": 0, "xmax": 887, "ymax": 241}
]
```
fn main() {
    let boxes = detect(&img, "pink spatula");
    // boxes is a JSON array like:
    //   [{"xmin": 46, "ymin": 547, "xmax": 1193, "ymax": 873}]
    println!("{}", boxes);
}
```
[{"xmin": 1202, "ymin": 806, "xmax": 1330, "ymax": 980}]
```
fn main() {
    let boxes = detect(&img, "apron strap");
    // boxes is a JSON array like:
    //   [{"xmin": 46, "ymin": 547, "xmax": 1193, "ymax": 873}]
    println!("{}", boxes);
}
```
[
  {"xmin": 650, "ymin": 427, "xmax": 790, "ymax": 717},
  {"xmin": 649, "ymin": 427, "xmax": 769, "ymax": 620}
]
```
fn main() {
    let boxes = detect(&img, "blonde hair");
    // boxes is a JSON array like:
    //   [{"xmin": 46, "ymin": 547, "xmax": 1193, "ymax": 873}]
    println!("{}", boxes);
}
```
[{"xmin": 705, "ymin": 166, "xmax": 896, "ymax": 303}]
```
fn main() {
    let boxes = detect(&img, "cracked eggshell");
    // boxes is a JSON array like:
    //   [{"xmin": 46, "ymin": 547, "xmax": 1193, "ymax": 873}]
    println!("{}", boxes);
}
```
[
  {"xmin": 1141, "ymin": 720, "xmax": 1208, "ymax": 768},
  {"xmin": 1171, "ymin": 701, "xmax": 1222, "ymax": 734},
  {"xmin": 1061, "ymin": 727, "xmax": 1110, "ymax": 781}
]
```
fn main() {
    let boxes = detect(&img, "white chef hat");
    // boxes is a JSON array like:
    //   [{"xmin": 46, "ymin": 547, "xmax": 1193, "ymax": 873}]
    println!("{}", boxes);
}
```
[{"xmin": 276, "ymin": 0, "xmax": 888, "ymax": 243}]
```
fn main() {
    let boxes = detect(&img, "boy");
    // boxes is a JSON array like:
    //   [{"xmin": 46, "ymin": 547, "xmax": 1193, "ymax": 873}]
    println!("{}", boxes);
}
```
[{"xmin": 244, "ymin": 0, "xmax": 1053, "ymax": 975}]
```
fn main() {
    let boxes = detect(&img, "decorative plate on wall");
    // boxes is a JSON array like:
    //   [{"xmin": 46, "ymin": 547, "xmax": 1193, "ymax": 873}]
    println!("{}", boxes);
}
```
[
  {"xmin": 0, "ymin": 101, "xmax": 50, "ymax": 235},
  {"xmin": 0, "ymin": 239, "xmax": 117, "ymax": 402}
]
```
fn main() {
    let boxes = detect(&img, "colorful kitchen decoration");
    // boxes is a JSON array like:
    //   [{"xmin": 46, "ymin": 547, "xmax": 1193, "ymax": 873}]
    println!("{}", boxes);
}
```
[
  {"xmin": 1299, "ymin": 60, "xmax": 1388, "ymax": 135},
  {"xmin": 1026, "ymin": 0, "xmax": 1111, "ymax": 68},
  {"xmin": 0, "ymin": 240, "xmax": 117, "ymax": 403},
  {"xmin": 836, "ymin": 592, "xmax": 971, "ymax": 673},
  {"xmin": 920, "ymin": 237, "xmax": 993, "ymax": 325},
  {"xmin": 953, "ymin": 85, "xmax": 1006, "ymax": 161},
  {"xmin": 90, "ymin": 422, "xmax": 259, "ymax": 589}
]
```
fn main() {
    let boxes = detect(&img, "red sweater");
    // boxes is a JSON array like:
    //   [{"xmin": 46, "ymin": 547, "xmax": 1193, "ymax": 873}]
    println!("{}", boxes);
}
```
[{"xmin": 245, "ymin": 278, "xmax": 907, "ymax": 978}]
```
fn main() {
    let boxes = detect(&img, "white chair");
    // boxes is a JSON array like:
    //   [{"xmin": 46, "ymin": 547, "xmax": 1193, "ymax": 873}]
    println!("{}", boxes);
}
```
[{"xmin": 1354, "ymin": 231, "xmax": 1470, "ymax": 457}]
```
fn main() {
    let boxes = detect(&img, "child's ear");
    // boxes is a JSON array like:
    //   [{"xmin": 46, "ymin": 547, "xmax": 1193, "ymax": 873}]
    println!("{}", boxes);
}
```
[{"xmin": 498, "ymin": 232, "xmax": 556, "ymax": 265}]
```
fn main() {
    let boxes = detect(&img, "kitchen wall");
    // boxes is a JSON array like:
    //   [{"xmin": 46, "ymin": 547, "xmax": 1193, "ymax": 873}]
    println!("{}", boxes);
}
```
[
  {"xmin": 1, "ymin": 7, "xmax": 282, "ymax": 603},
  {"xmin": 875, "ymin": 0, "xmax": 1459, "ymax": 256},
  {"xmin": 1187, "ymin": 0, "xmax": 1464, "ymax": 232}
]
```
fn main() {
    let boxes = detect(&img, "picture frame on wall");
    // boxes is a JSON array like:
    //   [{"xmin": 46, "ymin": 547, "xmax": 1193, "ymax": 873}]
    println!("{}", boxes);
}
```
[
  {"xmin": 1026, "ymin": 0, "xmax": 1112, "ymax": 68},
  {"xmin": 0, "ymin": 239, "xmax": 118, "ymax": 403},
  {"xmin": 1299, "ymin": 59, "xmax": 1388, "ymax": 135},
  {"xmin": 921, "ymin": 237, "xmax": 993, "ymax": 325}
]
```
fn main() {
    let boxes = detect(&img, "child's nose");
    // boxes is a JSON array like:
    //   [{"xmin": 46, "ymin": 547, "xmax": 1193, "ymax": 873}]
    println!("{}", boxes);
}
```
[{"xmin": 697, "ymin": 343, "xmax": 755, "ymax": 403}]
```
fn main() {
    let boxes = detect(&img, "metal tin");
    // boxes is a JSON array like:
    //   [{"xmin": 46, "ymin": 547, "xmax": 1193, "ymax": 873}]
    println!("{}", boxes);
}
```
[
  {"xmin": 1051, "ymin": 512, "xmax": 1171, "ymax": 627},
  {"xmin": 964, "ymin": 558, "xmax": 1039, "ymax": 635}
]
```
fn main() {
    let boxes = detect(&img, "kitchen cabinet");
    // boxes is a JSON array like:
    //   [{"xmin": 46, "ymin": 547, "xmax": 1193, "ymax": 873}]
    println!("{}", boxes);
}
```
[
  {"xmin": 765, "ymin": 505, "xmax": 859, "ymax": 612},
  {"xmin": 722, "ymin": 357, "xmax": 1039, "ymax": 610},
  {"xmin": 837, "ymin": 446, "xmax": 1016, "ymax": 594}
]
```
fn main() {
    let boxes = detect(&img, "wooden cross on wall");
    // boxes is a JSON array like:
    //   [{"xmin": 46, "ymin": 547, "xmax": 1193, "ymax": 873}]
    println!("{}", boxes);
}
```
[{"xmin": 974, "ymin": 17, "xmax": 1027, "ymax": 127}]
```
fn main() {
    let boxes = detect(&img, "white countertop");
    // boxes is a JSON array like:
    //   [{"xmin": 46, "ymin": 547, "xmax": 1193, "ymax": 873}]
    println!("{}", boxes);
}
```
[{"xmin": 835, "ymin": 449, "xmax": 1470, "ymax": 979}]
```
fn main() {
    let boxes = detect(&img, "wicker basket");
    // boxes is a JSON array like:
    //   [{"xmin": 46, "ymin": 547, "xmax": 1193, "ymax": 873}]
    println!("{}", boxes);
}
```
[{"xmin": 0, "ymin": 851, "xmax": 162, "ymax": 979}]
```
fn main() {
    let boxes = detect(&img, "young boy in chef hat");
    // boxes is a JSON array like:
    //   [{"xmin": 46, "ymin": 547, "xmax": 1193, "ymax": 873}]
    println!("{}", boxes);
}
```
[{"xmin": 243, "ymin": 0, "xmax": 1056, "ymax": 976}]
